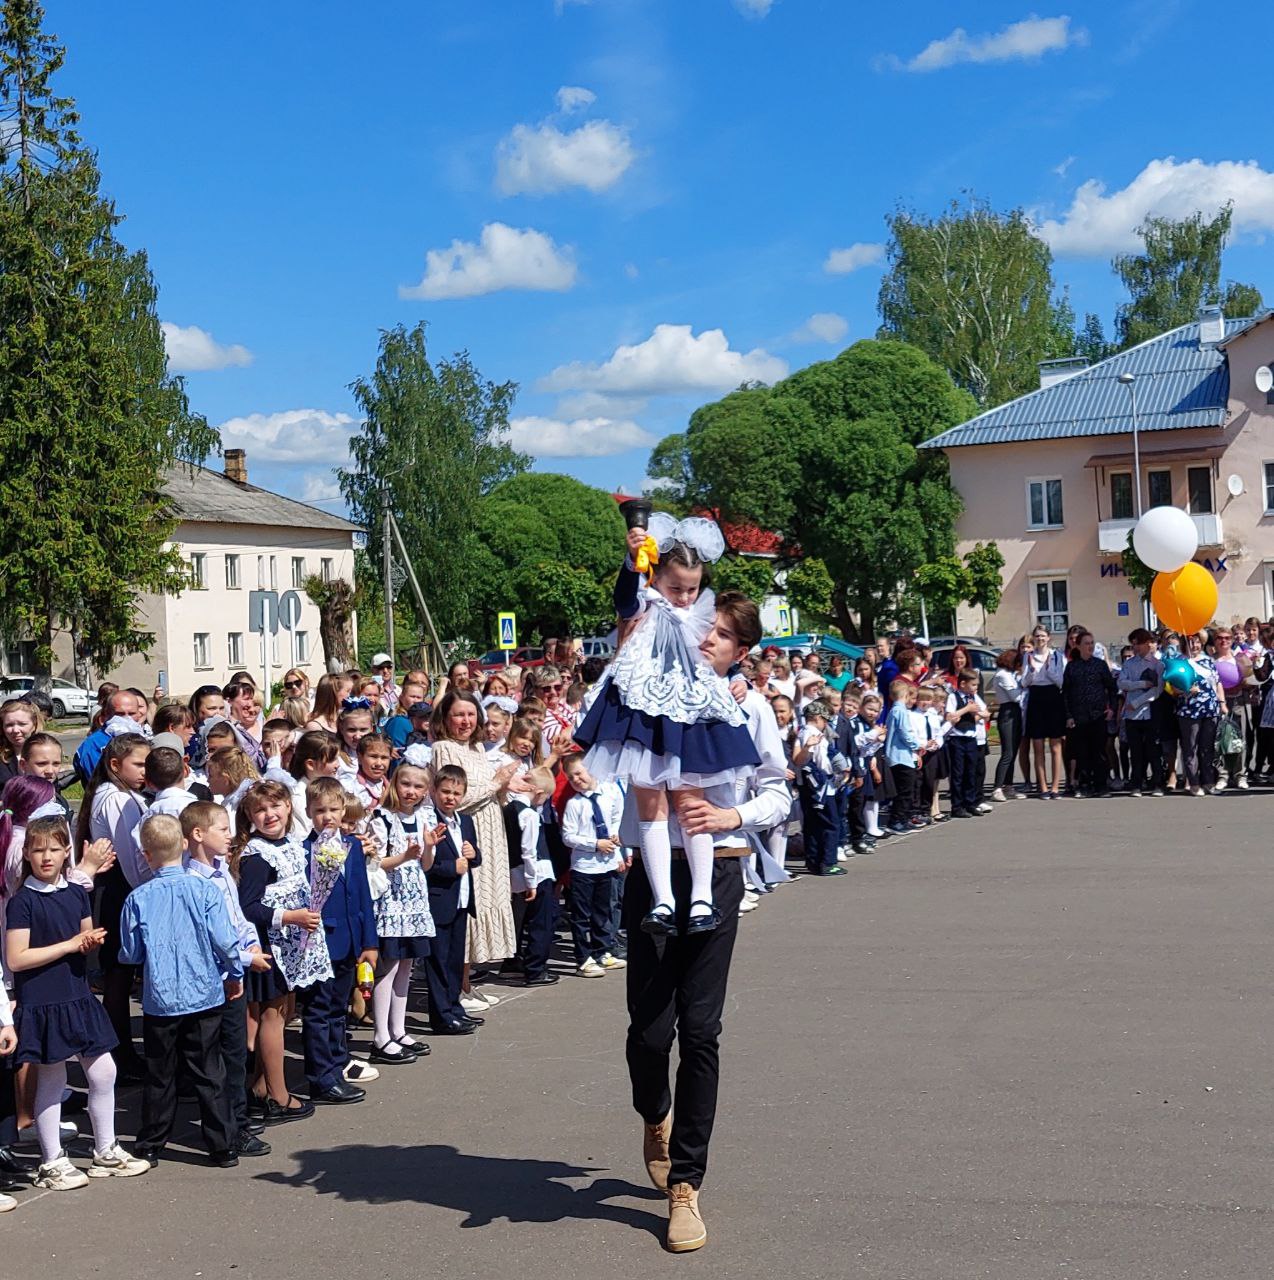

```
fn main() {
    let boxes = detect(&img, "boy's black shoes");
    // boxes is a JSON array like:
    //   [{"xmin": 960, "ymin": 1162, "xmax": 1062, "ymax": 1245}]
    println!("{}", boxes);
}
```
[
  {"xmin": 210, "ymin": 1150, "xmax": 240, "ymax": 1169},
  {"xmin": 310, "ymin": 1082, "xmax": 366, "ymax": 1105},
  {"xmin": 234, "ymin": 1133, "xmax": 271, "ymax": 1157},
  {"xmin": 524, "ymin": 972, "xmax": 560, "ymax": 986},
  {"xmin": 429, "ymin": 1019, "xmax": 477, "ymax": 1035}
]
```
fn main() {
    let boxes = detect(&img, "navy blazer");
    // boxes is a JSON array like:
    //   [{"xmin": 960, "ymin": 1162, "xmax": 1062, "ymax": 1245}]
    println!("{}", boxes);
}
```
[
  {"xmin": 305, "ymin": 832, "xmax": 378, "ymax": 964},
  {"xmin": 425, "ymin": 813, "xmax": 481, "ymax": 927}
]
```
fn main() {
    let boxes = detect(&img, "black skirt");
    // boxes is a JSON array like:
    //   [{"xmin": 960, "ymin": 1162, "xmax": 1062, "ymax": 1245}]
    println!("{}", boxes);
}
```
[{"xmin": 1025, "ymin": 685, "xmax": 1066, "ymax": 740}]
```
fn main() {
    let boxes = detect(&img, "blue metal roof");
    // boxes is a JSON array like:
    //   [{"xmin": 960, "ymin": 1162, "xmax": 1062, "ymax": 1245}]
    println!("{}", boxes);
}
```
[{"xmin": 921, "ymin": 316, "xmax": 1250, "ymax": 450}]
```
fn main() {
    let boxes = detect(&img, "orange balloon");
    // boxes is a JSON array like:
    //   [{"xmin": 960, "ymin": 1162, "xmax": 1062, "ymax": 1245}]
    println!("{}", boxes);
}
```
[{"xmin": 1151, "ymin": 562, "xmax": 1217, "ymax": 634}]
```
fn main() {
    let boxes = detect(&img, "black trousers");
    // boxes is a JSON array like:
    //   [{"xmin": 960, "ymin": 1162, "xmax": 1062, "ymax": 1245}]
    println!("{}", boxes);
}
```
[
  {"xmin": 624, "ymin": 856, "xmax": 745, "ymax": 1190},
  {"xmin": 847, "ymin": 786, "xmax": 867, "ymax": 844},
  {"xmin": 424, "ymin": 914, "xmax": 466, "ymax": 1025},
  {"xmin": 800, "ymin": 799, "xmax": 837, "ymax": 873},
  {"xmin": 994, "ymin": 703, "xmax": 1022, "ymax": 788},
  {"xmin": 1070, "ymin": 719, "xmax": 1109, "ymax": 792},
  {"xmin": 946, "ymin": 735, "xmax": 979, "ymax": 812},
  {"xmin": 569, "ymin": 870, "xmax": 619, "ymax": 964},
  {"xmin": 521, "ymin": 883, "xmax": 558, "ymax": 979},
  {"xmin": 138, "ymin": 1006, "xmax": 234, "ymax": 1155},
  {"xmin": 300, "ymin": 956, "xmax": 356, "ymax": 1091},
  {"xmin": 1125, "ymin": 719, "xmax": 1163, "ymax": 790},
  {"xmin": 889, "ymin": 763, "xmax": 917, "ymax": 822},
  {"xmin": 217, "ymin": 994, "xmax": 249, "ymax": 1139}
]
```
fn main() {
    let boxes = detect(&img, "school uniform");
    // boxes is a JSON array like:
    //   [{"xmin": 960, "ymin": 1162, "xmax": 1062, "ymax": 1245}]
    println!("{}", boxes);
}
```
[
  {"xmin": 944, "ymin": 690, "xmax": 980, "ymax": 814},
  {"xmin": 422, "ymin": 810, "xmax": 480, "ymax": 1029},
  {"xmin": 884, "ymin": 699, "xmax": 922, "ymax": 827},
  {"xmin": 300, "ymin": 831, "xmax": 377, "ymax": 1096},
  {"xmin": 797, "ymin": 724, "xmax": 838, "ymax": 873},
  {"xmin": 836, "ymin": 713, "xmax": 869, "ymax": 847},
  {"xmin": 505, "ymin": 796, "xmax": 557, "ymax": 980},
  {"xmin": 561, "ymin": 784, "xmax": 625, "ymax": 965}
]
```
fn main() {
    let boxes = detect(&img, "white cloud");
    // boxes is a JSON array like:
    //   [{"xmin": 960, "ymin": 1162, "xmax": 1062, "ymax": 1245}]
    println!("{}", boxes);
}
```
[
  {"xmin": 1053, "ymin": 154, "xmax": 1076, "ymax": 178},
  {"xmin": 1036, "ymin": 156, "xmax": 1274, "ymax": 257},
  {"xmin": 161, "ymin": 322, "xmax": 252, "ymax": 372},
  {"xmin": 300, "ymin": 472, "xmax": 342, "ymax": 504},
  {"xmin": 496, "ymin": 117, "xmax": 634, "ymax": 195},
  {"xmin": 553, "ymin": 0, "xmax": 590, "ymax": 12},
  {"xmin": 624, "ymin": 262, "xmax": 640, "ymax": 279},
  {"xmin": 733, "ymin": 0, "xmax": 775, "ymax": 15},
  {"xmin": 399, "ymin": 222, "xmax": 577, "ymax": 300},
  {"xmin": 790, "ymin": 312, "xmax": 849, "ymax": 345},
  {"xmin": 887, "ymin": 15, "xmax": 1087, "ymax": 73},
  {"xmin": 540, "ymin": 324, "xmax": 788, "ymax": 397},
  {"xmin": 215, "ymin": 408, "xmax": 358, "ymax": 464},
  {"xmin": 507, "ymin": 415, "xmax": 656, "ymax": 458},
  {"xmin": 554, "ymin": 390, "xmax": 649, "ymax": 420},
  {"xmin": 555, "ymin": 85, "xmax": 595, "ymax": 114},
  {"xmin": 823, "ymin": 242, "xmax": 885, "ymax": 274}
]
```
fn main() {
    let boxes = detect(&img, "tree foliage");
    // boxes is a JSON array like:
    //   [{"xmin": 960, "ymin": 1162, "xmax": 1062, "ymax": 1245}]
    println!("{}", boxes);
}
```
[
  {"xmin": 339, "ymin": 324, "xmax": 527, "ymax": 643},
  {"xmin": 649, "ymin": 340, "xmax": 975, "ymax": 642},
  {"xmin": 784, "ymin": 557, "xmax": 834, "ymax": 629},
  {"xmin": 877, "ymin": 196, "xmax": 1075, "ymax": 407},
  {"xmin": 914, "ymin": 556, "xmax": 973, "ymax": 615},
  {"xmin": 712, "ymin": 555, "xmax": 774, "ymax": 604},
  {"xmin": 963, "ymin": 540, "xmax": 1005, "ymax": 625},
  {"xmin": 0, "ymin": 0, "xmax": 216, "ymax": 677},
  {"xmin": 1114, "ymin": 204, "xmax": 1263, "ymax": 349}
]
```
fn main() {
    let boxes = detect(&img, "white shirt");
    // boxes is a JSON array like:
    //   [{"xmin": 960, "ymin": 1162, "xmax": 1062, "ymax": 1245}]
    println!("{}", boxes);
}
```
[
  {"xmin": 508, "ymin": 797, "xmax": 554, "ymax": 893},
  {"xmin": 991, "ymin": 669, "xmax": 1024, "ymax": 706},
  {"xmin": 90, "ymin": 782, "xmax": 150, "ymax": 889},
  {"xmin": 562, "ymin": 784, "xmax": 626, "ymax": 875},
  {"xmin": 437, "ymin": 809, "xmax": 470, "ymax": 911},
  {"xmin": 149, "ymin": 786, "xmax": 197, "ymax": 819},
  {"xmin": 1022, "ymin": 648, "xmax": 1065, "ymax": 690}
]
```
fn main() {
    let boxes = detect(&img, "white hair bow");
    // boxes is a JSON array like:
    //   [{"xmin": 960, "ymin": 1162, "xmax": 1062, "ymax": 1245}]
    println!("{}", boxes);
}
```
[
  {"xmin": 28, "ymin": 800, "xmax": 65, "ymax": 822},
  {"xmin": 646, "ymin": 513, "xmax": 726, "ymax": 564},
  {"xmin": 105, "ymin": 715, "xmax": 151, "ymax": 741}
]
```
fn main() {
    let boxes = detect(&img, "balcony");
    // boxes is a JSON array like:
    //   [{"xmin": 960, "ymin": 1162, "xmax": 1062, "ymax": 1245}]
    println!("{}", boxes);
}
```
[{"xmin": 1097, "ymin": 512, "xmax": 1223, "ymax": 555}]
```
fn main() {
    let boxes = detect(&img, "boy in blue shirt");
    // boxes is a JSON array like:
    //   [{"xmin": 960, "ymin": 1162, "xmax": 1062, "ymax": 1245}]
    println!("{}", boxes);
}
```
[{"xmin": 119, "ymin": 813, "xmax": 243, "ymax": 1168}]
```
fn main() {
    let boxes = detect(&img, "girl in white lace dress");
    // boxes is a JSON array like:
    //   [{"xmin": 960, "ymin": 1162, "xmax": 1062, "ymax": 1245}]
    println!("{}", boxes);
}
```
[{"xmin": 574, "ymin": 514, "xmax": 760, "ymax": 935}]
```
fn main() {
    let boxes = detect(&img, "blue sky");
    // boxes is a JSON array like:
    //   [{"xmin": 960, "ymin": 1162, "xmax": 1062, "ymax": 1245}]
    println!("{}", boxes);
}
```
[{"xmin": 48, "ymin": 0, "xmax": 1273, "ymax": 510}]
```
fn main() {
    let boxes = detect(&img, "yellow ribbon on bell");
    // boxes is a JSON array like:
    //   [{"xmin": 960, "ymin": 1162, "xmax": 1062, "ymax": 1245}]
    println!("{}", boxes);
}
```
[{"xmin": 634, "ymin": 535, "xmax": 659, "ymax": 580}]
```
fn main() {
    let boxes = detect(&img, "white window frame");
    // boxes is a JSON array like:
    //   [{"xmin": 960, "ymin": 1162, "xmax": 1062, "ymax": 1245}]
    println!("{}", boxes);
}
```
[
  {"xmin": 270, "ymin": 631, "xmax": 281, "ymax": 665},
  {"xmin": 225, "ymin": 553, "xmax": 240, "ymax": 590},
  {"xmin": 268, "ymin": 555, "xmax": 278, "ymax": 591},
  {"xmin": 1029, "ymin": 573, "xmax": 1070, "ymax": 635},
  {"xmin": 295, "ymin": 631, "xmax": 310, "ymax": 664},
  {"xmin": 190, "ymin": 552, "xmax": 208, "ymax": 590},
  {"xmin": 320, "ymin": 557, "xmax": 333, "ymax": 583},
  {"xmin": 1109, "ymin": 469, "xmax": 1134, "ymax": 521},
  {"xmin": 291, "ymin": 556, "xmax": 306, "ymax": 588},
  {"xmin": 227, "ymin": 632, "xmax": 244, "ymax": 666},
  {"xmin": 193, "ymin": 632, "xmax": 211, "ymax": 669},
  {"xmin": 1186, "ymin": 465, "xmax": 1214, "ymax": 515},
  {"xmin": 1025, "ymin": 476, "xmax": 1064, "ymax": 531},
  {"xmin": 1264, "ymin": 462, "xmax": 1274, "ymax": 515}
]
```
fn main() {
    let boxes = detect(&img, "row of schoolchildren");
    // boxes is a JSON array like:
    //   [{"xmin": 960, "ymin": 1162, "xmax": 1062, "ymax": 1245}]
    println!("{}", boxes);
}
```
[{"xmin": 782, "ymin": 670, "xmax": 993, "ymax": 876}]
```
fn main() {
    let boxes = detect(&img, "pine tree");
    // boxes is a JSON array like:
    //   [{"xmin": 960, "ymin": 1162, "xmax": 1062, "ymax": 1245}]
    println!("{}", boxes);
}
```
[{"xmin": 0, "ymin": 0, "xmax": 216, "ymax": 680}]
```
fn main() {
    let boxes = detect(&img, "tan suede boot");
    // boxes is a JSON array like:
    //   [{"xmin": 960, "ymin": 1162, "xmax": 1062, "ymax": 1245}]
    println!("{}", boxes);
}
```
[
  {"xmin": 643, "ymin": 1114, "xmax": 672, "ymax": 1190},
  {"xmin": 666, "ymin": 1182, "xmax": 707, "ymax": 1253}
]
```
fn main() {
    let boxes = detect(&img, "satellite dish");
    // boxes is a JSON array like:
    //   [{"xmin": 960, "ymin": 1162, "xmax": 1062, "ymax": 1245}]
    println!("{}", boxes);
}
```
[
  {"xmin": 1255, "ymin": 365, "xmax": 1273, "ymax": 394},
  {"xmin": 1227, "ymin": 474, "xmax": 1245, "ymax": 497}
]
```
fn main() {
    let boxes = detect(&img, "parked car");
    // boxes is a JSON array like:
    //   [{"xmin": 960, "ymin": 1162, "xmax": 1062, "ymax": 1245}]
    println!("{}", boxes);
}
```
[
  {"xmin": 928, "ymin": 642, "xmax": 1004, "ymax": 708},
  {"xmin": 471, "ymin": 646, "xmax": 545, "ymax": 675},
  {"xmin": 0, "ymin": 675, "xmax": 93, "ymax": 719},
  {"xmin": 577, "ymin": 637, "xmax": 614, "ymax": 661}
]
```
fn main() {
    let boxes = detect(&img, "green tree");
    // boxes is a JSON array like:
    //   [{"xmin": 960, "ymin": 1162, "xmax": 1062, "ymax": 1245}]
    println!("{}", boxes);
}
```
[
  {"xmin": 914, "ymin": 555, "xmax": 973, "ymax": 635},
  {"xmin": 0, "ymin": 0, "xmax": 216, "ymax": 679},
  {"xmin": 1113, "ymin": 204, "xmax": 1264, "ymax": 349},
  {"xmin": 652, "ymin": 340, "xmax": 976, "ymax": 642},
  {"xmin": 712, "ymin": 555, "xmax": 774, "ymax": 604},
  {"xmin": 784, "ymin": 558, "xmax": 834, "ymax": 629},
  {"xmin": 877, "ymin": 195, "xmax": 1074, "ymax": 406},
  {"xmin": 963, "ymin": 541, "xmax": 1005, "ymax": 635},
  {"xmin": 1120, "ymin": 531, "xmax": 1156, "ymax": 598},
  {"xmin": 340, "ymin": 324, "xmax": 527, "ymax": 642}
]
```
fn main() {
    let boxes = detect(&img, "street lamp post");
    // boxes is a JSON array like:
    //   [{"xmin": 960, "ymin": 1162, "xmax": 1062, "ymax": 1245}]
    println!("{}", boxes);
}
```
[{"xmin": 1118, "ymin": 371, "xmax": 1150, "ymax": 626}]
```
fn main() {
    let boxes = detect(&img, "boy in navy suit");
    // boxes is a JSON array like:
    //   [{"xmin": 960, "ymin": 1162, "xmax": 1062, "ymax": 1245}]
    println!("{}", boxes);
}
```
[
  {"xmin": 301, "ymin": 777, "xmax": 379, "ymax": 1101},
  {"xmin": 423, "ymin": 764, "xmax": 481, "ymax": 1035}
]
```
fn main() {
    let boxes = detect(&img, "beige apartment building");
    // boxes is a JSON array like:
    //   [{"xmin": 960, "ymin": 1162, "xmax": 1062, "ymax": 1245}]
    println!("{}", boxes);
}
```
[
  {"xmin": 16, "ymin": 450, "xmax": 359, "ymax": 699},
  {"xmin": 924, "ymin": 308, "xmax": 1274, "ymax": 650}
]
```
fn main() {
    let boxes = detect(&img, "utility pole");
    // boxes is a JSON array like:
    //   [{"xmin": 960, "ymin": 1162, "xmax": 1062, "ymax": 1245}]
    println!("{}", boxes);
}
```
[{"xmin": 381, "ymin": 485, "xmax": 395, "ymax": 664}]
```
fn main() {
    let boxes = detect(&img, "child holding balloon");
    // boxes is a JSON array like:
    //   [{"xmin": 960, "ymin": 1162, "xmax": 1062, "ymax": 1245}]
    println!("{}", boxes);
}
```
[{"xmin": 1173, "ymin": 631, "xmax": 1226, "ymax": 797}]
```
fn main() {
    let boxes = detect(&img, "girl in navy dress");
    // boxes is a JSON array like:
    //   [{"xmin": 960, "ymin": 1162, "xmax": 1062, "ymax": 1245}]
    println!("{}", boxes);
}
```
[
  {"xmin": 233, "ymin": 780, "xmax": 333, "ymax": 1125},
  {"xmin": 575, "ymin": 513, "xmax": 760, "ymax": 936},
  {"xmin": 367, "ymin": 761, "xmax": 441, "ymax": 1064},
  {"xmin": 4, "ymin": 817, "xmax": 149, "ymax": 1189}
]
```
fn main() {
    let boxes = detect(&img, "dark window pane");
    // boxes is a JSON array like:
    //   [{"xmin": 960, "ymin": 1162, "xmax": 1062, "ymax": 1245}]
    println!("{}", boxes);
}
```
[
  {"xmin": 1148, "ymin": 470, "xmax": 1172, "ymax": 508},
  {"xmin": 1188, "ymin": 466, "xmax": 1212, "ymax": 514},
  {"xmin": 1046, "ymin": 479, "xmax": 1063, "ymax": 525},
  {"xmin": 1111, "ymin": 473, "xmax": 1133, "ymax": 520}
]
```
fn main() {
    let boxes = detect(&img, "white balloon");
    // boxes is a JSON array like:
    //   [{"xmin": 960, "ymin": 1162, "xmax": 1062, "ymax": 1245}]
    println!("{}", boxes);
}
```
[{"xmin": 1132, "ymin": 506, "xmax": 1198, "ymax": 573}]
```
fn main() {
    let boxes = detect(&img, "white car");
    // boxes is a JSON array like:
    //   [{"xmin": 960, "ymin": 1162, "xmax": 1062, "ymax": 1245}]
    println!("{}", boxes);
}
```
[
  {"xmin": 578, "ymin": 637, "xmax": 615, "ymax": 661},
  {"xmin": 0, "ymin": 675, "xmax": 94, "ymax": 719}
]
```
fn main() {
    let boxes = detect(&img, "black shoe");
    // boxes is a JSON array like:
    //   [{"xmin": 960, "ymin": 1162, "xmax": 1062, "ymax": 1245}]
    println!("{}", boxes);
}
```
[
  {"xmin": 261, "ymin": 1096, "xmax": 315, "ymax": 1126},
  {"xmin": 210, "ymin": 1149, "xmax": 240, "ymax": 1169},
  {"xmin": 310, "ymin": 1082, "xmax": 366, "ymax": 1105},
  {"xmin": 396, "ymin": 1037, "xmax": 431, "ymax": 1057},
  {"xmin": 950, "ymin": 809, "xmax": 972, "ymax": 818},
  {"xmin": 640, "ymin": 905, "xmax": 677, "ymax": 936},
  {"xmin": 246, "ymin": 1093, "xmax": 268, "ymax": 1120},
  {"xmin": 685, "ymin": 902, "xmax": 722, "ymax": 934},
  {"xmin": 823, "ymin": 865, "xmax": 848, "ymax": 877},
  {"xmin": 0, "ymin": 1147, "xmax": 30, "ymax": 1185},
  {"xmin": 429, "ymin": 1019, "xmax": 477, "ymax": 1036},
  {"xmin": 460, "ymin": 1013, "xmax": 485, "ymax": 1026},
  {"xmin": 134, "ymin": 1146, "xmax": 161, "ymax": 1168},
  {"xmin": 523, "ymin": 971, "xmax": 560, "ymax": 986},
  {"xmin": 234, "ymin": 1133, "xmax": 272, "ymax": 1157},
  {"xmin": 368, "ymin": 1042, "xmax": 417, "ymax": 1065},
  {"xmin": 499, "ymin": 958, "xmax": 526, "ymax": 975}
]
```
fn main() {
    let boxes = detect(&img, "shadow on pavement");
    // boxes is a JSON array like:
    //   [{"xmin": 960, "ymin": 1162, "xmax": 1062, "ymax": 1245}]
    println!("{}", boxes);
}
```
[{"xmin": 259, "ymin": 1143, "xmax": 666, "ymax": 1238}]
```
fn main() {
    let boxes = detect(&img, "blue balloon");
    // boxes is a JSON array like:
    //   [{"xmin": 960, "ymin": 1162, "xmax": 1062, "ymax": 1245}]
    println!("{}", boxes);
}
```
[{"xmin": 1164, "ymin": 657, "xmax": 1195, "ymax": 694}]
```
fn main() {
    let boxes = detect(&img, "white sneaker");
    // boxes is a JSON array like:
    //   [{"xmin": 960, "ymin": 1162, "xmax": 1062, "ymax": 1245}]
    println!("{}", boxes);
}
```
[
  {"xmin": 738, "ymin": 897, "xmax": 758, "ymax": 914},
  {"xmin": 87, "ymin": 1144, "xmax": 150, "ymax": 1179},
  {"xmin": 475, "ymin": 988, "xmax": 500, "ymax": 1007},
  {"xmin": 600, "ymin": 953, "xmax": 627, "ymax": 970},
  {"xmin": 0, "ymin": 1191, "xmax": 15, "ymax": 1212},
  {"xmin": 1213, "ymin": 778, "xmax": 1228, "ymax": 791},
  {"xmin": 990, "ymin": 788, "xmax": 1006, "ymax": 802},
  {"xmin": 578, "ymin": 958, "xmax": 605, "ymax": 977},
  {"xmin": 976, "ymin": 803, "xmax": 993, "ymax": 814},
  {"xmin": 33, "ymin": 1156, "xmax": 88, "ymax": 1191},
  {"xmin": 1128, "ymin": 789, "xmax": 1143, "ymax": 798},
  {"xmin": 1238, "ymin": 776, "xmax": 1250, "ymax": 790},
  {"xmin": 344, "ymin": 1059, "xmax": 380, "ymax": 1083},
  {"xmin": 460, "ymin": 993, "xmax": 489, "ymax": 1015}
]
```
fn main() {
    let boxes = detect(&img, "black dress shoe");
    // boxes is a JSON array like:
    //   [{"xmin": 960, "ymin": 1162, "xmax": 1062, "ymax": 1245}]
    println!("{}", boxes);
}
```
[
  {"xmin": 523, "ymin": 971, "xmax": 560, "ymax": 986},
  {"xmin": 460, "ymin": 1013, "xmax": 484, "ymax": 1026},
  {"xmin": 429, "ymin": 1019, "xmax": 477, "ymax": 1036},
  {"xmin": 210, "ymin": 1149, "xmax": 240, "ymax": 1168},
  {"xmin": 235, "ymin": 1133, "xmax": 272, "ymax": 1157},
  {"xmin": 311, "ymin": 1082, "xmax": 366, "ymax": 1105},
  {"xmin": 261, "ymin": 1096, "xmax": 315, "ymax": 1125},
  {"xmin": 0, "ymin": 1147, "xmax": 30, "ymax": 1184},
  {"xmin": 368, "ymin": 1043, "xmax": 417, "ymax": 1065},
  {"xmin": 134, "ymin": 1147, "xmax": 161, "ymax": 1168}
]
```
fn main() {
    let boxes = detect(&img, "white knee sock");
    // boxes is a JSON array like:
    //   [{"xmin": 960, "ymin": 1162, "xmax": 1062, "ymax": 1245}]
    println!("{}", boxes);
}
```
[
  {"xmin": 82, "ymin": 1053, "xmax": 118, "ymax": 1154},
  {"xmin": 389, "ymin": 961, "xmax": 413, "ymax": 1040},
  {"xmin": 33, "ymin": 1062, "xmax": 68, "ymax": 1163},
  {"xmin": 372, "ymin": 969, "xmax": 399, "ymax": 1051},
  {"xmin": 686, "ymin": 831, "xmax": 715, "ymax": 919},
  {"xmin": 864, "ymin": 800, "xmax": 881, "ymax": 836},
  {"xmin": 639, "ymin": 820, "xmax": 674, "ymax": 911}
]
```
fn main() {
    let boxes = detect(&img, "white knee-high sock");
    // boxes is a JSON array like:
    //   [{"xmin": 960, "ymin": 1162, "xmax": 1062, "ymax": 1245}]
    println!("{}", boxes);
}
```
[
  {"xmin": 33, "ymin": 1061, "xmax": 68, "ymax": 1163},
  {"xmin": 372, "ymin": 969, "xmax": 397, "ymax": 1049},
  {"xmin": 864, "ymin": 800, "xmax": 881, "ymax": 836},
  {"xmin": 389, "ymin": 961, "xmax": 412, "ymax": 1040},
  {"xmin": 82, "ymin": 1053, "xmax": 118, "ymax": 1154},
  {"xmin": 686, "ymin": 831, "xmax": 715, "ymax": 919},
  {"xmin": 639, "ymin": 820, "xmax": 674, "ymax": 911}
]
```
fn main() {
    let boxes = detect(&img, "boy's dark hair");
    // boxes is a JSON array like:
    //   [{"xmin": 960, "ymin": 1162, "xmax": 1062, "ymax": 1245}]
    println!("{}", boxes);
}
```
[
  {"xmin": 306, "ymin": 776, "xmax": 347, "ymax": 809},
  {"xmin": 263, "ymin": 717, "xmax": 294, "ymax": 736},
  {"xmin": 433, "ymin": 763, "xmax": 469, "ymax": 791},
  {"xmin": 180, "ymin": 801, "xmax": 225, "ymax": 841},
  {"xmin": 144, "ymin": 746, "xmax": 185, "ymax": 790},
  {"xmin": 957, "ymin": 668, "xmax": 979, "ymax": 686},
  {"xmin": 205, "ymin": 721, "xmax": 236, "ymax": 745},
  {"xmin": 1128, "ymin": 627, "xmax": 1152, "ymax": 644},
  {"xmin": 153, "ymin": 703, "xmax": 194, "ymax": 735},
  {"xmin": 714, "ymin": 590, "xmax": 763, "ymax": 652}
]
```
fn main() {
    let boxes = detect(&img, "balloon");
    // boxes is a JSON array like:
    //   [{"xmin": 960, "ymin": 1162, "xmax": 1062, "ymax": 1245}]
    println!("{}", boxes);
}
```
[
  {"xmin": 1163, "ymin": 656, "xmax": 1196, "ymax": 695},
  {"xmin": 1151, "ymin": 562, "xmax": 1217, "ymax": 635},
  {"xmin": 1133, "ymin": 506, "xmax": 1199, "ymax": 573}
]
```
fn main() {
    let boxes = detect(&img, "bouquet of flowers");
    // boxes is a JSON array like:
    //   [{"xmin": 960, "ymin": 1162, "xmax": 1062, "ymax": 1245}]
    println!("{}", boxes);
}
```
[{"xmin": 303, "ymin": 828, "xmax": 347, "ymax": 950}]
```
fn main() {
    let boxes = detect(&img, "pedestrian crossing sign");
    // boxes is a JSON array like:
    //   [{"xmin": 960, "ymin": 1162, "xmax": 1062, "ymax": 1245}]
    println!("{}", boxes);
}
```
[
  {"xmin": 776, "ymin": 605, "xmax": 793, "ymax": 637},
  {"xmin": 498, "ymin": 612, "xmax": 517, "ymax": 650}
]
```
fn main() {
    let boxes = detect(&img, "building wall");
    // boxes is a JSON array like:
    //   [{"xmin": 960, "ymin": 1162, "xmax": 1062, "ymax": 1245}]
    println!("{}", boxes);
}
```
[{"xmin": 948, "ymin": 328, "xmax": 1274, "ymax": 651}]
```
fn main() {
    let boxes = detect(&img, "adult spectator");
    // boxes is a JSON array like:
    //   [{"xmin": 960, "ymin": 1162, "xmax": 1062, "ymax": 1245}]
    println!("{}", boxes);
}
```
[
  {"xmin": 273, "ymin": 668, "xmax": 311, "ymax": 716},
  {"xmin": 533, "ymin": 666, "xmax": 574, "ymax": 745},
  {"xmin": 1022, "ymin": 625, "xmax": 1066, "ymax": 799},
  {"xmin": 1210, "ymin": 626, "xmax": 1252, "ymax": 789},
  {"xmin": 1062, "ymin": 630, "xmax": 1117, "ymax": 797},
  {"xmin": 1177, "ymin": 630, "xmax": 1225, "ymax": 796},
  {"xmin": 1117, "ymin": 628, "xmax": 1164, "ymax": 796},
  {"xmin": 371, "ymin": 652, "xmax": 399, "ymax": 717},
  {"xmin": 305, "ymin": 672, "xmax": 350, "ymax": 733},
  {"xmin": 877, "ymin": 637, "xmax": 910, "ymax": 703},
  {"xmin": 942, "ymin": 645, "xmax": 984, "ymax": 696},
  {"xmin": 74, "ymin": 689, "xmax": 141, "ymax": 782},
  {"xmin": 990, "ymin": 649, "xmax": 1024, "ymax": 802},
  {"xmin": 824, "ymin": 655, "xmax": 850, "ymax": 693},
  {"xmin": 223, "ymin": 679, "xmax": 266, "ymax": 770}
]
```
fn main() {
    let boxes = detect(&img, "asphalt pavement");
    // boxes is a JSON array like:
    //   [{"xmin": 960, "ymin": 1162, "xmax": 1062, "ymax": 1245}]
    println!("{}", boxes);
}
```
[{"xmin": 5, "ymin": 789, "xmax": 1274, "ymax": 1279}]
